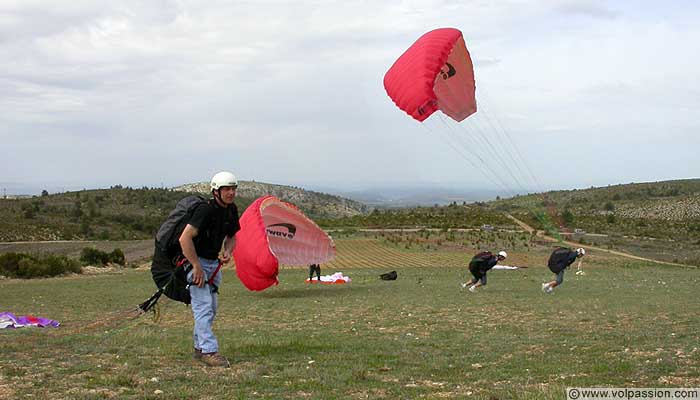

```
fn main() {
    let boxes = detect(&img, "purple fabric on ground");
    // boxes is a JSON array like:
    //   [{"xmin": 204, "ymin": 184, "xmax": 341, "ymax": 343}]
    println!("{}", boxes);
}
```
[{"xmin": 0, "ymin": 312, "xmax": 60, "ymax": 328}]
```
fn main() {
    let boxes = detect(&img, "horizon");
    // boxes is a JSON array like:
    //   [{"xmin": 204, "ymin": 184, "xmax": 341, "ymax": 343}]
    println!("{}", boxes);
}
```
[{"xmin": 3, "ymin": 176, "xmax": 697, "ymax": 202}]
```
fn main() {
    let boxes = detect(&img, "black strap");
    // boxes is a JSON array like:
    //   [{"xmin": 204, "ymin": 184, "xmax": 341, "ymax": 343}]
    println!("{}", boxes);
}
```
[{"xmin": 138, "ymin": 290, "xmax": 164, "ymax": 313}]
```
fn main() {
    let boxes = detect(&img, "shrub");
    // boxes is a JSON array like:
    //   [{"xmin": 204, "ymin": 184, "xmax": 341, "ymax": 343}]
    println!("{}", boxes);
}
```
[
  {"xmin": 109, "ymin": 248, "xmax": 125, "ymax": 265},
  {"xmin": 0, "ymin": 253, "xmax": 30, "ymax": 276},
  {"xmin": 44, "ymin": 255, "xmax": 82, "ymax": 276},
  {"xmin": 80, "ymin": 247, "xmax": 110, "ymax": 266},
  {"xmin": 0, "ymin": 252, "xmax": 81, "ymax": 279},
  {"xmin": 562, "ymin": 209, "xmax": 575, "ymax": 225},
  {"xmin": 79, "ymin": 247, "xmax": 126, "ymax": 266}
]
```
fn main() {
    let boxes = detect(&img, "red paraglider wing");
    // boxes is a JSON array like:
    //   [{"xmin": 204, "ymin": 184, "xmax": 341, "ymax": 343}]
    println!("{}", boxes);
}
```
[
  {"xmin": 383, "ymin": 28, "xmax": 476, "ymax": 122},
  {"xmin": 233, "ymin": 196, "xmax": 336, "ymax": 291}
]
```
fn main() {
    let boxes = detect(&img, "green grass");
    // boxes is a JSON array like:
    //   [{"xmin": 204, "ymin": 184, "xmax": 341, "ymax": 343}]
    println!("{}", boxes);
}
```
[{"xmin": 1, "ymin": 244, "xmax": 699, "ymax": 399}]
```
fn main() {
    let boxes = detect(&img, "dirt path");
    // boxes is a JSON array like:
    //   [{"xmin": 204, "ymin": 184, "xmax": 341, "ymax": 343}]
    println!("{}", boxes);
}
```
[{"xmin": 504, "ymin": 213, "xmax": 688, "ymax": 267}]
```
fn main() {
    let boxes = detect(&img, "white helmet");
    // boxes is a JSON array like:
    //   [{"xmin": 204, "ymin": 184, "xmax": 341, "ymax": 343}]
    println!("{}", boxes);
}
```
[
  {"xmin": 210, "ymin": 171, "xmax": 238, "ymax": 191},
  {"xmin": 576, "ymin": 248, "xmax": 586, "ymax": 256},
  {"xmin": 498, "ymin": 250, "xmax": 507, "ymax": 259}
]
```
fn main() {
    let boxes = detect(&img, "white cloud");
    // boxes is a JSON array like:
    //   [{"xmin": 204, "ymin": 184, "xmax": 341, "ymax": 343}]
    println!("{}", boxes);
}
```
[{"xmin": 1, "ymin": 0, "xmax": 698, "ymax": 194}]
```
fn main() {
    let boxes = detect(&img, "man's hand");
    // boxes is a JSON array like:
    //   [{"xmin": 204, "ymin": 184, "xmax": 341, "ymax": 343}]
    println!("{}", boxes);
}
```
[
  {"xmin": 190, "ymin": 265, "xmax": 205, "ymax": 288},
  {"xmin": 179, "ymin": 224, "xmax": 205, "ymax": 287},
  {"xmin": 221, "ymin": 236, "xmax": 235, "ymax": 264}
]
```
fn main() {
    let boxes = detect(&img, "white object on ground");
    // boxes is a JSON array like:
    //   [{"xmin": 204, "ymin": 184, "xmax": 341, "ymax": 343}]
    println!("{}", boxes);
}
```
[{"xmin": 306, "ymin": 272, "xmax": 351, "ymax": 284}]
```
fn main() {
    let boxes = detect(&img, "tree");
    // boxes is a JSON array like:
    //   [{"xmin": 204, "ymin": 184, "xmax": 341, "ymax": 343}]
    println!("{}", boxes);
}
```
[
  {"xmin": 22, "ymin": 204, "xmax": 35, "ymax": 219},
  {"xmin": 87, "ymin": 199, "xmax": 99, "ymax": 218},
  {"xmin": 41, "ymin": 189, "xmax": 49, "ymax": 197},
  {"xmin": 562, "ymin": 209, "xmax": 575, "ymax": 225},
  {"xmin": 80, "ymin": 221, "xmax": 92, "ymax": 236},
  {"xmin": 109, "ymin": 249, "xmax": 125, "ymax": 265}
]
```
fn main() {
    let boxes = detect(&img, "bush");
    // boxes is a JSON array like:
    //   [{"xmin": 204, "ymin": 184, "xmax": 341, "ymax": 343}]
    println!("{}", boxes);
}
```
[
  {"xmin": 109, "ymin": 248, "xmax": 125, "ymax": 265},
  {"xmin": 80, "ymin": 247, "xmax": 110, "ymax": 266},
  {"xmin": 43, "ymin": 255, "xmax": 82, "ymax": 276},
  {"xmin": 80, "ymin": 247, "xmax": 126, "ymax": 266},
  {"xmin": 0, "ymin": 252, "xmax": 81, "ymax": 279},
  {"xmin": 0, "ymin": 253, "xmax": 28, "ymax": 276}
]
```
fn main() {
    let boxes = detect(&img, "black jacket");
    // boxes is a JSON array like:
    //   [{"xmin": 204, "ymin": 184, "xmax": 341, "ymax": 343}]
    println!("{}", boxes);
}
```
[
  {"xmin": 469, "ymin": 253, "xmax": 499, "ymax": 273},
  {"xmin": 548, "ymin": 248, "xmax": 578, "ymax": 273}
]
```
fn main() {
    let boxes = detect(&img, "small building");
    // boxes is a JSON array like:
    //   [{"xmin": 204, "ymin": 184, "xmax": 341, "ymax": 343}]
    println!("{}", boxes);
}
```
[{"xmin": 481, "ymin": 224, "xmax": 494, "ymax": 232}]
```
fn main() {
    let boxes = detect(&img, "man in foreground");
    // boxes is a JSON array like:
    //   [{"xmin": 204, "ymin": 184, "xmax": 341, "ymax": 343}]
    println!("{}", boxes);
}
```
[{"xmin": 178, "ymin": 171, "xmax": 241, "ymax": 367}]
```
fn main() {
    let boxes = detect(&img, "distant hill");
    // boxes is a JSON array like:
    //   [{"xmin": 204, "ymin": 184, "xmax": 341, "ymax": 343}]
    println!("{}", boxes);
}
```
[
  {"xmin": 334, "ymin": 186, "xmax": 505, "ymax": 207},
  {"xmin": 318, "ymin": 178, "xmax": 700, "ymax": 266},
  {"xmin": 491, "ymin": 178, "xmax": 700, "ymax": 227},
  {"xmin": 0, "ymin": 182, "xmax": 366, "ymax": 242},
  {"xmin": 174, "ymin": 180, "xmax": 367, "ymax": 218},
  {"xmin": 486, "ymin": 178, "xmax": 700, "ymax": 265},
  {"xmin": 1, "ymin": 178, "xmax": 698, "ymax": 266},
  {"xmin": 0, "ymin": 187, "xmax": 185, "ymax": 242}
]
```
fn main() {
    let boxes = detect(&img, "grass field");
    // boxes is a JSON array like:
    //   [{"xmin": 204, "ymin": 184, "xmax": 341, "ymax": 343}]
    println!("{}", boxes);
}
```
[{"xmin": 1, "ymin": 239, "xmax": 699, "ymax": 399}]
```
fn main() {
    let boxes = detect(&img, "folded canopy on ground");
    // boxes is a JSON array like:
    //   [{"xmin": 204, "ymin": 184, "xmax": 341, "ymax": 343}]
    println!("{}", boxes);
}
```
[
  {"xmin": 306, "ymin": 272, "xmax": 351, "ymax": 284},
  {"xmin": 0, "ymin": 312, "xmax": 59, "ymax": 329}
]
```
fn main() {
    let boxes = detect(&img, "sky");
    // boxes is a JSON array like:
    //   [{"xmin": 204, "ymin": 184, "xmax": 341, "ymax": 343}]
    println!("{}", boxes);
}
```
[{"xmin": 1, "ymin": 0, "xmax": 698, "ymax": 196}]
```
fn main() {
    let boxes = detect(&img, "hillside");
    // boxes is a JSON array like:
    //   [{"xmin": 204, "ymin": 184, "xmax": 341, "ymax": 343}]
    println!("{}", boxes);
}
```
[
  {"xmin": 175, "ymin": 180, "xmax": 367, "ymax": 219},
  {"xmin": 1, "ymin": 178, "xmax": 698, "ymax": 266},
  {"xmin": 316, "ymin": 179, "xmax": 700, "ymax": 266},
  {"xmin": 489, "ymin": 179, "xmax": 700, "ymax": 234},
  {"xmin": 0, "ymin": 182, "xmax": 366, "ymax": 242},
  {"xmin": 486, "ymin": 178, "xmax": 700, "ymax": 265}
]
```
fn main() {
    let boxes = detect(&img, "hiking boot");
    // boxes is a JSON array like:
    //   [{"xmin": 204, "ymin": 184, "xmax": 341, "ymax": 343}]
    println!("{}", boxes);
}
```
[
  {"xmin": 193, "ymin": 348, "xmax": 202, "ymax": 360},
  {"xmin": 200, "ymin": 352, "xmax": 230, "ymax": 368}
]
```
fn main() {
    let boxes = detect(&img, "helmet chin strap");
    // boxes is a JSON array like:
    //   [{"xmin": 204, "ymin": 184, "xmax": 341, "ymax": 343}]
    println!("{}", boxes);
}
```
[
  {"xmin": 212, "ymin": 189, "xmax": 224, "ymax": 206},
  {"xmin": 213, "ymin": 189, "xmax": 233, "ymax": 207}
]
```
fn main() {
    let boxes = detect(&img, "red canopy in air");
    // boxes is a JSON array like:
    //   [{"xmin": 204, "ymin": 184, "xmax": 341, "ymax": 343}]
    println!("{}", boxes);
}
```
[{"xmin": 383, "ymin": 28, "xmax": 476, "ymax": 122}]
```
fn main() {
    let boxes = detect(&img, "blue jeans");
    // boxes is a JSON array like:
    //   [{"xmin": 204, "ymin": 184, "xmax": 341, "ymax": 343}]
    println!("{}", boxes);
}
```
[
  {"xmin": 555, "ymin": 269, "xmax": 566, "ymax": 285},
  {"xmin": 187, "ymin": 257, "xmax": 222, "ymax": 353}
]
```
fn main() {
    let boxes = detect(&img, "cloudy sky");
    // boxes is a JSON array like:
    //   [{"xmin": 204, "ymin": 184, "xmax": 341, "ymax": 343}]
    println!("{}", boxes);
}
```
[{"xmin": 1, "ymin": 0, "xmax": 698, "ymax": 196}]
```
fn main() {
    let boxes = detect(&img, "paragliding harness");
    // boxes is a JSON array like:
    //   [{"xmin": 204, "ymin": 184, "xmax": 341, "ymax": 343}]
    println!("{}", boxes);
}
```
[
  {"xmin": 469, "ymin": 251, "xmax": 494, "ymax": 272},
  {"xmin": 547, "ymin": 247, "xmax": 574, "ymax": 274},
  {"xmin": 139, "ymin": 255, "xmax": 223, "ymax": 314},
  {"xmin": 139, "ymin": 255, "xmax": 191, "ymax": 313},
  {"xmin": 380, "ymin": 270, "xmax": 398, "ymax": 281},
  {"xmin": 138, "ymin": 195, "xmax": 223, "ymax": 314}
]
